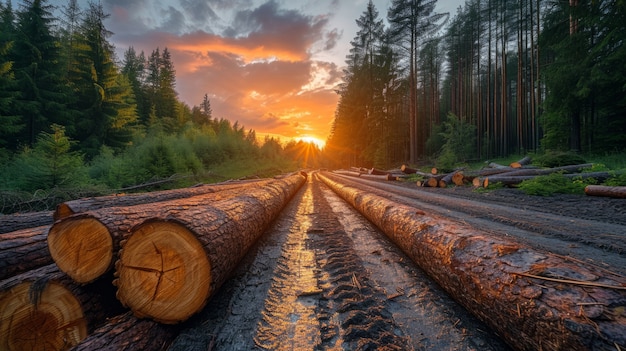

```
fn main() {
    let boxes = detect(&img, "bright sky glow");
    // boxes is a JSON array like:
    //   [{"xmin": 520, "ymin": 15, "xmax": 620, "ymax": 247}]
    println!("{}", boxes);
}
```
[{"xmin": 48, "ymin": 0, "xmax": 464, "ymax": 145}]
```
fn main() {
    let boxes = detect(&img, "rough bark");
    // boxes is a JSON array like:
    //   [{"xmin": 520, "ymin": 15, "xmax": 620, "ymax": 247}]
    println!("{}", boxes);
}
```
[
  {"xmin": 0, "ymin": 264, "xmax": 122, "ymax": 351},
  {"xmin": 500, "ymin": 163, "xmax": 594, "ymax": 177},
  {"xmin": 438, "ymin": 171, "xmax": 464, "ymax": 188},
  {"xmin": 70, "ymin": 311, "xmax": 179, "ymax": 351},
  {"xmin": 47, "ymin": 182, "xmax": 278, "ymax": 284},
  {"xmin": 585, "ymin": 185, "xmax": 626, "ymax": 199},
  {"xmin": 54, "ymin": 179, "xmax": 269, "ymax": 221},
  {"xmin": 0, "ymin": 225, "xmax": 52, "ymax": 280},
  {"xmin": 484, "ymin": 171, "xmax": 618, "ymax": 188},
  {"xmin": 318, "ymin": 171, "xmax": 626, "ymax": 351},
  {"xmin": 0, "ymin": 210, "xmax": 53, "ymax": 234},
  {"xmin": 113, "ymin": 173, "xmax": 307, "ymax": 324}
]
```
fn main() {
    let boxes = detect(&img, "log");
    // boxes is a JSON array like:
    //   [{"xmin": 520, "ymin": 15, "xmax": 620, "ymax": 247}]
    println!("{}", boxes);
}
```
[
  {"xmin": 332, "ymin": 170, "xmax": 362, "ymax": 177},
  {"xmin": 484, "ymin": 171, "xmax": 618, "ymax": 188},
  {"xmin": 438, "ymin": 171, "xmax": 463, "ymax": 188},
  {"xmin": 585, "ymin": 185, "xmax": 626, "ymax": 199},
  {"xmin": 70, "ymin": 311, "xmax": 179, "ymax": 351},
  {"xmin": 499, "ymin": 163, "xmax": 594, "ymax": 177},
  {"xmin": 47, "ymin": 182, "xmax": 281, "ymax": 284},
  {"xmin": 0, "ymin": 264, "xmax": 123, "ymax": 351},
  {"xmin": 317, "ymin": 172, "xmax": 626, "ymax": 351},
  {"xmin": 360, "ymin": 173, "xmax": 397, "ymax": 181},
  {"xmin": 0, "ymin": 210, "xmax": 53, "ymax": 234},
  {"xmin": 368, "ymin": 168, "xmax": 389, "ymax": 176},
  {"xmin": 53, "ymin": 179, "xmax": 269, "ymax": 221},
  {"xmin": 0, "ymin": 225, "xmax": 52, "ymax": 280},
  {"xmin": 113, "ymin": 173, "xmax": 306, "ymax": 324},
  {"xmin": 400, "ymin": 164, "xmax": 418, "ymax": 174},
  {"xmin": 509, "ymin": 156, "xmax": 532, "ymax": 168}
]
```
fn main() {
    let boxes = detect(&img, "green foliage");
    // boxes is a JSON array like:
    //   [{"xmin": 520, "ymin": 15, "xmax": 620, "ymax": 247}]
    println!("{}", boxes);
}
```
[
  {"xmin": 434, "ymin": 113, "xmax": 476, "ymax": 172},
  {"xmin": 6, "ymin": 124, "xmax": 87, "ymax": 191},
  {"xmin": 518, "ymin": 173, "xmax": 596, "ymax": 196}
]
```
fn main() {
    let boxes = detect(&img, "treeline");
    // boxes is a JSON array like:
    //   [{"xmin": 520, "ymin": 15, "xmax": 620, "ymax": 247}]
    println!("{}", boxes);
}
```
[
  {"xmin": 0, "ymin": 0, "xmax": 317, "ymax": 197},
  {"xmin": 325, "ymin": 0, "xmax": 626, "ymax": 169}
]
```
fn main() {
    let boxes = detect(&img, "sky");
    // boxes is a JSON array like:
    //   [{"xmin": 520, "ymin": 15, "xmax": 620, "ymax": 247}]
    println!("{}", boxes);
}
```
[{"xmin": 49, "ymin": 0, "xmax": 464, "ymax": 146}]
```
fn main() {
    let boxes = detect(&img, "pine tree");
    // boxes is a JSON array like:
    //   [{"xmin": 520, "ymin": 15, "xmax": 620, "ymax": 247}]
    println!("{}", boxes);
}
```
[
  {"xmin": 0, "ymin": 1, "xmax": 22, "ymax": 146},
  {"xmin": 70, "ymin": 2, "xmax": 137, "ymax": 156},
  {"xmin": 11, "ymin": 0, "xmax": 71, "ymax": 147}
]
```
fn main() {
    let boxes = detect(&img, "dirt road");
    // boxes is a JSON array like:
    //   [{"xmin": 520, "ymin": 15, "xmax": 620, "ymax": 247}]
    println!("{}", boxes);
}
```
[{"xmin": 168, "ymin": 172, "xmax": 625, "ymax": 350}]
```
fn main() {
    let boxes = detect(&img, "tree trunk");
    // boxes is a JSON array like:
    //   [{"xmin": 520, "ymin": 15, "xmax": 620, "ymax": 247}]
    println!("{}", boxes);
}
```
[
  {"xmin": 0, "ymin": 225, "xmax": 52, "ymax": 280},
  {"xmin": 70, "ymin": 311, "xmax": 179, "ymax": 351},
  {"xmin": 501, "ymin": 163, "xmax": 593, "ymax": 177},
  {"xmin": 54, "ymin": 179, "xmax": 269, "ymax": 221},
  {"xmin": 0, "ymin": 264, "xmax": 123, "ymax": 351},
  {"xmin": 47, "ymin": 177, "xmax": 299, "ymax": 284},
  {"xmin": 438, "ymin": 171, "xmax": 464, "ymax": 188},
  {"xmin": 113, "ymin": 173, "xmax": 306, "ymax": 324},
  {"xmin": 318, "ymin": 172, "xmax": 626, "ymax": 351},
  {"xmin": 585, "ymin": 185, "xmax": 626, "ymax": 199}
]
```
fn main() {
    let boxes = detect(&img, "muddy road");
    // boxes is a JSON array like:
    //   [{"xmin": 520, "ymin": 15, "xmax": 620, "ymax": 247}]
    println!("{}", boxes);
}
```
[{"xmin": 168, "ymin": 172, "xmax": 625, "ymax": 350}]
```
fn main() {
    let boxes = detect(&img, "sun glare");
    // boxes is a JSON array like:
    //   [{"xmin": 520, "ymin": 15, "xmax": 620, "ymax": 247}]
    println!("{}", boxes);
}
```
[{"xmin": 296, "ymin": 136, "xmax": 325, "ymax": 149}]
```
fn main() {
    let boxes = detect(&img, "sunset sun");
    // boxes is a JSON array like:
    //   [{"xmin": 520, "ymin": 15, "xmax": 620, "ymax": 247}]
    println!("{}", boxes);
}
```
[{"xmin": 296, "ymin": 136, "xmax": 326, "ymax": 149}]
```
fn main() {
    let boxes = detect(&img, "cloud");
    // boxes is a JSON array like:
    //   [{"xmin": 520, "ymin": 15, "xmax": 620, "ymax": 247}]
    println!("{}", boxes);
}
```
[{"xmin": 103, "ymin": 0, "xmax": 339, "ymax": 140}]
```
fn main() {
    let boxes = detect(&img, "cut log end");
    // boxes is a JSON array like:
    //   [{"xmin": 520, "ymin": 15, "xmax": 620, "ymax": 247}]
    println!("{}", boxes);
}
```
[
  {"xmin": 115, "ymin": 220, "xmax": 212, "ymax": 324},
  {"xmin": 47, "ymin": 217, "xmax": 113, "ymax": 284},
  {"xmin": 0, "ymin": 281, "xmax": 88, "ymax": 351}
]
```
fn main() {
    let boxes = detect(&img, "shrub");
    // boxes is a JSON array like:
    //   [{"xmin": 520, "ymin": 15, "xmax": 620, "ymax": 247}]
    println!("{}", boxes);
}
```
[{"xmin": 518, "ymin": 172, "xmax": 596, "ymax": 196}]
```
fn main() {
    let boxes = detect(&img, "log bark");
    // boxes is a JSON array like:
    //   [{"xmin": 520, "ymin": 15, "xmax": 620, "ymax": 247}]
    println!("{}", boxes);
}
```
[
  {"xmin": 0, "ymin": 210, "xmax": 53, "ymax": 234},
  {"xmin": 0, "ymin": 225, "xmax": 52, "ymax": 280},
  {"xmin": 47, "ymin": 181, "xmax": 279, "ymax": 284},
  {"xmin": 318, "ymin": 171, "xmax": 626, "ymax": 351},
  {"xmin": 585, "ymin": 185, "xmax": 626, "ymax": 199},
  {"xmin": 509, "ymin": 156, "xmax": 532, "ymax": 168},
  {"xmin": 499, "ymin": 163, "xmax": 593, "ymax": 177},
  {"xmin": 360, "ymin": 173, "xmax": 397, "ymax": 181},
  {"xmin": 484, "ymin": 171, "xmax": 618, "ymax": 188},
  {"xmin": 332, "ymin": 170, "xmax": 362, "ymax": 177},
  {"xmin": 368, "ymin": 168, "xmax": 389, "ymax": 176},
  {"xmin": 438, "ymin": 171, "xmax": 464, "ymax": 188},
  {"xmin": 400, "ymin": 164, "xmax": 418, "ymax": 174},
  {"xmin": 70, "ymin": 311, "xmax": 179, "ymax": 351},
  {"xmin": 113, "ymin": 173, "xmax": 306, "ymax": 324},
  {"xmin": 0, "ymin": 264, "xmax": 123, "ymax": 351},
  {"xmin": 54, "ymin": 179, "xmax": 269, "ymax": 221}
]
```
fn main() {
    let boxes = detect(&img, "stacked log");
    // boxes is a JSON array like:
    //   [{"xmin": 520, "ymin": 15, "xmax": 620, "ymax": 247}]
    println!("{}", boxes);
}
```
[
  {"xmin": 0, "ymin": 225, "xmax": 52, "ymax": 280},
  {"xmin": 2, "ymin": 173, "xmax": 307, "ymax": 349},
  {"xmin": 0, "ymin": 264, "xmax": 123, "ymax": 351},
  {"xmin": 585, "ymin": 185, "xmax": 626, "ymax": 198},
  {"xmin": 113, "ymin": 172, "xmax": 306, "ymax": 323},
  {"xmin": 48, "ymin": 179, "xmax": 275, "ymax": 284},
  {"xmin": 317, "ymin": 171, "xmax": 626, "ymax": 351}
]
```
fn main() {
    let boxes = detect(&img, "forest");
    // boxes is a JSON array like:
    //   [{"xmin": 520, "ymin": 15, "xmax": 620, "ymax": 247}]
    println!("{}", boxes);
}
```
[
  {"xmin": 0, "ymin": 0, "xmax": 625, "ymax": 212},
  {"xmin": 0, "ymin": 0, "xmax": 322, "ymax": 212},
  {"xmin": 325, "ymin": 0, "xmax": 626, "ymax": 169}
]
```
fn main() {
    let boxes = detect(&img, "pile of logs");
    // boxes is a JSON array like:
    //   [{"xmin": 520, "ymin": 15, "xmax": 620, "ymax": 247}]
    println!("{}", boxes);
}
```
[
  {"xmin": 0, "ymin": 172, "xmax": 306, "ymax": 351},
  {"xmin": 374, "ymin": 156, "xmax": 625, "ymax": 198}
]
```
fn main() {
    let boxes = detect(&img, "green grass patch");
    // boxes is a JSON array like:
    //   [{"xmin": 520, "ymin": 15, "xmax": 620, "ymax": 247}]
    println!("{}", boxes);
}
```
[{"xmin": 518, "ymin": 173, "xmax": 598, "ymax": 196}]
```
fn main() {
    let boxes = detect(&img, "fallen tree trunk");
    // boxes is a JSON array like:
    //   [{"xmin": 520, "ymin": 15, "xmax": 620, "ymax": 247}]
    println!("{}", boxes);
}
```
[
  {"xmin": 484, "ymin": 171, "xmax": 618, "ymax": 188},
  {"xmin": 368, "ymin": 168, "xmax": 389, "ymax": 176},
  {"xmin": 48, "ymin": 178, "xmax": 289, "ymax": 284},
  {"xmin": 498, "ymin": 163, "xmax": 594, "ymax": 177},
  {"xmin": 318, "ymin": 171, "xmax": 626, "ymax": 351},
  {"xmin": 0, "ymin": 210, "xmax": 53, "ymax": 234},
  {"xmin": 509, "ymin": 156, "xmax": 532, "ymax": 168},
  {"xmin": 0, "ymin": 225, "xmax": 52, "ymax": 280},
  {"xmin": 54, "ymin": 179, "xmax": 269, "ymax": 221},
  {"xmin": 113, "ymin": 172, "xmax": 306, "ymax": 324},
  {"xmin": 400, "ymin": 164, "xmax": 418, "ymax": 174},
  {"xmin": 0, "ymin": 264, "xmax": 123, "ymax": 351},
  {"xmin": 70, "ymin": 311, "xmax": 179, "ymax": 351},
  {"xmin": 360, "ymin": 173, "xmax": 397, "ymax": 181},
  {"xmin": 332, "ymin": 170, "xmax": 362, "ymax": 177},
  {"xmin": 585, "ymin": 185, "xmax": 626, "ymax": 199},
  {"xmin": 438, "ymin": 171, "xmax": 464, "ymax": 188}
]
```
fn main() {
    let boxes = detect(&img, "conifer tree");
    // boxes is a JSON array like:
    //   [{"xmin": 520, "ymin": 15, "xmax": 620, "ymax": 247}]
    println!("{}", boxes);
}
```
[{"xmin": 11, "ymin": 0, "xmax": 71, "ymax": 147}]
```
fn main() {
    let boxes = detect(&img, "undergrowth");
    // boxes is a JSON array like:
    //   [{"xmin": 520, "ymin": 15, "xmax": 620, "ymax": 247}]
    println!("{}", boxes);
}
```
[{"xmin": 518, "ymin": 173, "xmax": 597, "ymax": 196}]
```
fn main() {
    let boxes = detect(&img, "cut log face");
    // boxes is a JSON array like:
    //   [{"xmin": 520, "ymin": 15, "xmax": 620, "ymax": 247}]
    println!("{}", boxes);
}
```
[
  {"xmin": 115, "ymin": 220, "xmax": 211, "ymax": 324},
  {"xmin": 0, "ymin": 281, "xmax": 87, "ymax": 351},
  {"xmin": 47, "ymin": 216, "xmax": 113, "ymax": 284}
]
